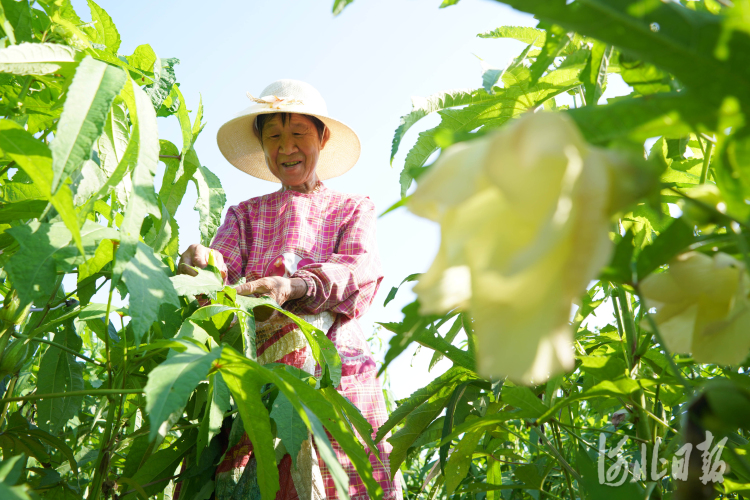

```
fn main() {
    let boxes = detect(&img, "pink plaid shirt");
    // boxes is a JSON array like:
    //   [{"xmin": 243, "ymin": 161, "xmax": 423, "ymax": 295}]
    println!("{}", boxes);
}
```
[{"xmin": 211, "ymin": 182, "xmax": 382, "ymax": 375}]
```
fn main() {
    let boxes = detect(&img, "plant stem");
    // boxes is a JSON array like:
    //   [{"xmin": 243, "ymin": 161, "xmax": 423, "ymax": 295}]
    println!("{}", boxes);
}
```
[
  {"xmin": 103, "ymin": 271, "xmax": 116, "ymax": 389},
  {"xmin": 12, "ymin": 332, "xmax": 104, "ymax": 366},
  {"xmin": 615, "ymin": 287, "xmax": 638, "ymax": 369},
  {"xmin": 17, "ymin": 76, "xmax": 33, "ymax": 106},
  {"xmin": 699, "ymin": 140, "xmax": 714, "ymax": 184},
  {"xmin": 537, "ymin": 430, "xmax": 582, "ymax": 483},
  {"xmin": 0, "ymin": 388, "xmax": 143, "ymax": 404},
  {"xmin": 0, "ymin": 376, "xmax": 17, "ymax": 429},
  {"xmin": 552, "ymin": 423, "xmax": 576, "ymax": 500}
]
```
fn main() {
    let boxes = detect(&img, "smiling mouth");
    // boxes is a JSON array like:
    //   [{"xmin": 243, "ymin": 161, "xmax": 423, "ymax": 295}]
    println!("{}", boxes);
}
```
[{"xmin": 282, "ymin": 161, "xmax": 302, "ymax": 167}]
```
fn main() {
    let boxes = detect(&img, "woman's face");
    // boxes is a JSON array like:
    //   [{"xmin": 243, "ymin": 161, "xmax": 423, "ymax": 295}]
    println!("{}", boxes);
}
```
[{"xmin": 257, "ymin": 113, "xmax": 329, "ymax": 187}]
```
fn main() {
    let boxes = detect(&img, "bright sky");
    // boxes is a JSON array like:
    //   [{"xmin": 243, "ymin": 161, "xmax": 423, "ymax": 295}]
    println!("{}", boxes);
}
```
[{"xmin": 71, "ymin": 0, "xmax": 627, "ymax": 400}]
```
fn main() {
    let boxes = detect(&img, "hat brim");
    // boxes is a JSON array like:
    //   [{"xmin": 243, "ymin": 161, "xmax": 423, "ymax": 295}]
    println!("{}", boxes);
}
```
[{"xmin": 216, "ymin": 104, "xmax": 361, "ymax": 183}]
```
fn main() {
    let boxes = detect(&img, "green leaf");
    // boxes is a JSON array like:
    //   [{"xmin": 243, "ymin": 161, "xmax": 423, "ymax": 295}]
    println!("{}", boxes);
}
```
[
  {"xmin": 0, "ymin": 42, "xmax": 77, "ymax": 76},
  {"xmin": 321, "ymin": 386, "xmax": 379, "ymax": 459},
  {"xmin": 144, "ymin": 341, "xmax": 221, "ymax": 442},
  {"xmin": 219, "ymin": 349, "xmax": 381, "ymax": 500},
  {"xmin": 5, "ymin": 221, "xmax": 71, "ymax": 306},
  {"xmin": 170, "ymin": 266, "xmax": 224, "ymax": 298},
  {"xmin": 270, "ymin": 391, "xmax": 308, "ymax": 468},
  {"xmin": 388, "ymin": 394, "xmax": 450, "ymax": 475},
  {"xmin": 122, "ymin": 430, "xmax": 196, "ymax": 499},
  {"xmin": 192, "ymin": 161, "xmax": 226, "ymax": 246},
  {"xmin": 97, "ymin": 96, "xmax": 129, "ymax": 178},
  {"xmin": 399, "ymin": 65, "xmax": 579, "ymax": 194},
  {"xmin": 217, "ymin": 349, "xmax": 279, "ymax": 500},
  {"xmin": 36, "ymin": 325, "xmax": 84, "ymax": 435},
  {"xmin": 196, "ymin": 372, "xmax": 230, "ymax": 461},
  {"xmin": 390, "ymin": 88, "xmax": 502, "ymax": 166},
  {"xmin": 576, "ymin": 445, "xmax": 645, "ymax": 499},
  {"xmin": 581, "ymin": 41, "xmax": 612, "ymax": 106},
  {"xmin": 234, "ymin": 295, "xmax": 342, "ymax": 388},
  {"xmin": 0, "ymin": 120, "xmax": 83, "ymax": 254},
  {"xmin": 444, "ymin": 427, "xmax": 483, "ymax": 495},
  {"xmin": 158, "ymin": 139, "xmax": 197, "ymax": 217},
  {"xmin": 112, "ymin": 78, "xmax": 160, "ymax": 286},
  {"xmin": 2, "ymin": 0, "xmax": 31, "ymax": 43},
  {"xmin": 86, "ymin": 0, "xmax": 120, "ymax": 53},
  {"xmin": 121, "ymin": 241, "xmax": 181, "ymax": 345},
  {"xmin": 598, "ymin": 230, "xmax": 635, "ymax": 284},
  {"xmin": 332, "ymin": 0, "xmax": 354, "ymax": 16},
  {"xmin": 502, "ymin": 384, "xmax": 549, "ymax": 418},
  {"xmin": 538, "ymin": 378, "xmax": 649, "ymax": 424},
  {"xmin": 566, "ymin": 93, "xmax": 728, "ymax": 144},
  {"xmin": 125, "ymin": 44, "xmax": 157, "ymax": 77},
  {"xmin": 635, "ymin": 217, "xmax": 695, "ymax": 281},
  {"xmin": 144, "ymin": 57, "xmax": 178, "ymax": 110},
  {"xmin": 478, "ymin": 26, "xmax": 546, "ymax": 46},
  {"xmin": 375, "ymin": 366, "xmax": 478, "ymax": 442},
  {"xmin": 0, "ymin": 199, "xmax": 47, "ymax": 223},
  {"xmin": 490, "ymin": 0, "xmax": 750, "ymax": 108},
  {"xmin": 299, "ymin": 405, "xmax": 350, "ymax": 500},
  {"xmin": 50, "ymin": 56, "xmax": 127, "ymax": 193},
  {"xmin": 528, "ymin": 24, "xmax": 570, "ymax": 83},
  {"xmin": 439, "ymin": 0, "xmax": 461, "ymax": 7}
]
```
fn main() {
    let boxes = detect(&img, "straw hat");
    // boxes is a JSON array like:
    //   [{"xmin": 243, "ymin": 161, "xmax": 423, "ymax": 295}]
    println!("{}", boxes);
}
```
[{"xmin": 216, "ymin": 79, "xmax": 361, "ymax": 182}]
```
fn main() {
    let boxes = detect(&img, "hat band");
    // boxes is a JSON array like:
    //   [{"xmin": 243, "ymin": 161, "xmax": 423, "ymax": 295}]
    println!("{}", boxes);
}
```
[{"xmin": 246, "ymin": 92, "xmax": 304, "ymax": 110}]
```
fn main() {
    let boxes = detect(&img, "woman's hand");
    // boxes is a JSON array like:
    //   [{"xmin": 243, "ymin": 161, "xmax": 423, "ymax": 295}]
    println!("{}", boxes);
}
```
[
  {"xmin": 178, "ymin": 244, "xmax": 226, "ymax": 278},
  {"xmin": 236, "ymin": 276, "xmax": 307, "ymax": 307}
]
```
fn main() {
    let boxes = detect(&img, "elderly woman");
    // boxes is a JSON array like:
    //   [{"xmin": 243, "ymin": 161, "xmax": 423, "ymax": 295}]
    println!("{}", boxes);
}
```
[{"xmin": 179, "ymin": 80, "xmax": 401, "ymax": 500}]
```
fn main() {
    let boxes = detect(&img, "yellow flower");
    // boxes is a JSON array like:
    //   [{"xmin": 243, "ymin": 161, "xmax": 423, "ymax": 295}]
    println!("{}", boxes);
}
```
[
  {"xmin": 409, "ymin": 112, "xmax": 634, "ymax": 384},
  {"xmin": 640, "ymin": 252, "xmax": 750, "ymax": 365}
]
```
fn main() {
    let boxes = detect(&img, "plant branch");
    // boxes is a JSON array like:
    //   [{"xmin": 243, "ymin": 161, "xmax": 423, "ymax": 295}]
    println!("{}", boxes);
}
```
[
  {"xmin": 12, "ymin": 332, "xmax": 104, "ymax": 366},
  {"xmin": 0, "ymin": 388, "xmax": 143, "ymax": 404},
  {"xmin": 699, "ymin": 140, "xmax": 714, "ymax": 184}
]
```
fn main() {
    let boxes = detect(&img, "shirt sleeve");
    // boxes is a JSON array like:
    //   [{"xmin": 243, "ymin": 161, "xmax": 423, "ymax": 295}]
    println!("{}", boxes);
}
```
[
  {"xmin": 289, "ymin": 197, "xmax": 383, "ymax": 320},
  {"xmin": 210, "ymin": 206, "xmax": 247, "ymax": 285}
]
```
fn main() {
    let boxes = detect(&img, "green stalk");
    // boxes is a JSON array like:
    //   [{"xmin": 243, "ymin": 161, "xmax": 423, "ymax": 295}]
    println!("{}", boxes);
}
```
[
  {"xmin": 699, "ymin": 139, "xmax": 714, "ymax": 184},
  {"xmin": 611, "ymin": 288, "xmax": 633, "ymax": 372},
  {"xmin": 0, "ymin": 388, "xmax": 143, "ymax": 404},
  {"xmin": 12, "ymin": 332, "xmax": 103, "ymax": 366},
  {"xmin": 0, "ymin": 376, "xmax": 17, "ymax": 429},
  {"xmin": 615, "ymin": 286, "xmax": 638, "ymax": 371},
  {"xmin": 552, "ymin": 423, "xmax": 576, "ymax": 500},
  {"xmin": 90, "ymin": 402, "xmax": 118, "ymax": 500}
]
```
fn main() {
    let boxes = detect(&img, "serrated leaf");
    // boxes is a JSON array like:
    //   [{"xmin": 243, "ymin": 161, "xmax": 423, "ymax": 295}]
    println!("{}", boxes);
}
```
[
  {"xmin": 86, "ymin": 0, "xmax": 120, "ymax": 53},
  {"xmin": 112, "ymin": 78, "xmax": 160, "ymax": 286},
  {"xmin": 37, "ymin": 325, "xmax": 84, "ymax": 435},
  {"xmin": 398, "ymin": 65, "xmax": 579, "ymax": 195},
  {"xmin": 122, "ymin": 430, "xmax": 196, "ymax": 499},
  {"xmin": 478, "ymin": 26, "xmax": 546, "ymax": 46},
  {"xmin": 121, "ymin": 241, "xmax": 180, "ymax": 345},
  {"xmin": 50, "ymin": 56, "xmax": 127, "ymax": 193},
  {"xmin": 158, "ymin": 139, "xmax": 198, "ymax": 217},
  {"xmin": 388, "ymin": 395, "xmax": 450, "ymax": 476},
  {"xmin": 0, "ymin": 42, "xmax": 77, "ymax": 75},
  {"xmin": 502, "ymin": 384, "xmax": 549, "ymax": 418},
  {"xmin": 144, "ymin": 341, "xmax": 221, "ymax": 442},
  {"xmin": 196, "ymin": 372, "xmax": 230, "ymax": 461},
  {"xmin": 5, "ymin": 221, "xmax": 71, "ymax": 306},
  {"xmin": 0, "ymin": 119, "xmax": 83, "ymax": 254},
  {"xmin": 144, "ymin": 57, "xmax": 178, "ymax": 110},
  {"xmin": 192, "ymin": 161, "xmax": 226, "ymax": 246},
  {"xmin": 234, "ymin": 295, "xmax": 342, "ymax": 387},
  {"xmin": 390, "ymin": 88, "xmax": 501, "ymax": 165},
  {"xmin": 581, "ymin": 41, "xmax": 612, "ymax": 106},
  {"xmin": 170, "ymin": 266, "xmax": 224, "ymax": 297},
  {"xmin": 444, "ymin": 427, "xmax": 483, "ymax": 495},
  {"xmin": 492, "ymin": 0, "xmax": 750, "ymax": 108},
  {"xmin": 270, "ymin": 391, "xmax": 308, "ymax": 468}
]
